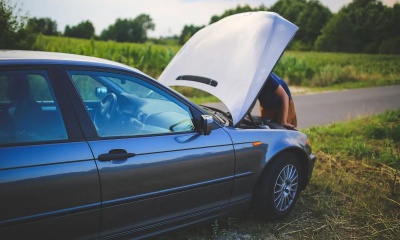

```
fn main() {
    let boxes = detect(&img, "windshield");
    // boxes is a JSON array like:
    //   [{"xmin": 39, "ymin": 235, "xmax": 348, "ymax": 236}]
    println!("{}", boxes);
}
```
[{"xmin": 108, "ymin": 77, "xmax": 167, "ymax": 100}]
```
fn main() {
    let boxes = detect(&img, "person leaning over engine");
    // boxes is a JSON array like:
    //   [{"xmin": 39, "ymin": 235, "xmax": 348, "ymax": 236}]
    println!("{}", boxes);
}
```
[{"xmin": 258, "ymin": 72, "xmax": 297, "ymax": 129}]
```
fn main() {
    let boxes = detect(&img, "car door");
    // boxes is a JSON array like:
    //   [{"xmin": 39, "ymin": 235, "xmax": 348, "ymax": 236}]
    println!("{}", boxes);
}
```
[
  {"xmin": 64, "ymin": 69, "xmax": 235, "ymax": 238},
  {"xmin": 0, "ymin": 67, "xmax": 101, "ymax": 239}
]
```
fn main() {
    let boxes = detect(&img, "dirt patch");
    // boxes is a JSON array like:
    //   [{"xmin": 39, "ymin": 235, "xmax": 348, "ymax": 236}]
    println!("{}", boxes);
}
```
[{"xmin": 290, "ymin": 86, "xmax": 313, "ymax": 95}]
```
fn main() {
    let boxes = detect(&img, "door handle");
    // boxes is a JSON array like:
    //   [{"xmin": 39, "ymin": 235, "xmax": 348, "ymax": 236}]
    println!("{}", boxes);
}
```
[{"xmin": 98, "ymin": 149, "xmax": 136, "ymax": 161}]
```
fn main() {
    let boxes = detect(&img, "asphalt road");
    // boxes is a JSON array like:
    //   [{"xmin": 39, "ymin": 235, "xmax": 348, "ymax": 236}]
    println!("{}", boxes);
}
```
[
  {"xmin": 292, "ymin": 84, "xmax": 400, "ymax": 128},
  {"xmin": 207, "ymin": 84, "xmax": 400, "ymax": 129}
]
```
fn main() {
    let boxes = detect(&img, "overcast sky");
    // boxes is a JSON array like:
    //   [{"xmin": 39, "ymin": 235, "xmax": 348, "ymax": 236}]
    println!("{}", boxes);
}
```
[{"xmin": 10, "ymin": 0, "xmax": 399, "ymax": 37}]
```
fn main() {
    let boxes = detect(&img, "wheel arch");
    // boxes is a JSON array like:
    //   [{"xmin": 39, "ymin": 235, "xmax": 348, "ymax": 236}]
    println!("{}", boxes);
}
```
[
  {"xmin": 250, "ymin": 147, "xmax": 308, "ymax": 220},
  {"xmin": 258, "ymin": 147, "xmax": 310, "ymax": 192}
]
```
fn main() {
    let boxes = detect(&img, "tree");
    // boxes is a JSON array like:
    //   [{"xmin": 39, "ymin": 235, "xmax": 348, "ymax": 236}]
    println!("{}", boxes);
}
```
[
  {"xmin": 296, "ymin": 0, "xmax": 331, "ymax": 49},
  {"xmin": 315, "ymin": 0, "xmax": 400, "ymax": 54},
  {"xmin": 378, "ymin": 3, "xmax": 400, "ymax": 54},
  {"xmin": 100, "ymin": 14, "xmax": 155, "ymax": 43},
  {"xmin": 270, "ymin": 0, "xmax": 331, "ymax": 50},
  {"xmin": 207, "ymin": 1, "xmax": 331, "ymax": 50},
  {"xmin": 269, "ymin": 0, "xmax": 306, "ymax": 23},
  {"xmin": 178, "ymin": 24, "xmax": 204, "ymax": 45},
  {"xmin": 341, "ymin": 0, "xmax": 387, "ymax": 53},
  {"xmin": 0, "ymin": 0, "xmax": 34, "ymax": 49},
  {"xmin": 26, "ymin": 17, "xmax": 58, "ymax": 36},
  {"xmin": 178, "ymin": 4, "xmax": 265, "ymax": 45},
  {"xmin": 64, "ymin": 20, "xmax": 95, "ymax": 39},
  {"xmin": 209, "ymin": 4, "xmax": 267, "ymax": 24},
  {"xmin": 314, "ymin": 12, "xmax": 359, "ymax": 52}
]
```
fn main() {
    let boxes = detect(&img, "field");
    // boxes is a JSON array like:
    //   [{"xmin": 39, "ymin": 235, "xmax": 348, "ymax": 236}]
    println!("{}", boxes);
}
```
[
  {"xmin": 274, "ymin": 51, "xmax": 400, "ymax": 88},
  {"xmin": 33, "ymin": 36, "xmax": 400, "ymax": 102},
  {"xmin": 32, "ymin": 35, "xmax": 180, "ymax": 78},
  {"xmin": 155, "ymin": 110, "xmax": 400, "ymax": 239}
]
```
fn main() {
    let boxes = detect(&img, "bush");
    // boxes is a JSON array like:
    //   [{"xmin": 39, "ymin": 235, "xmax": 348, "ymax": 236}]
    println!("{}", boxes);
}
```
[
  {"xmin": 0, "ymin": 0, "xmax": 35, "ymax": 49},
  {"xmin": 379, "ymin": 37, "xmax": 400, "ymax": 55},
  {"xmin": 273, "ymin": 56, "xmax": 313, "ymax": 85},
  {"xmin": 310, "ymin": 64, "xmax": 358, "ymax": 87}
]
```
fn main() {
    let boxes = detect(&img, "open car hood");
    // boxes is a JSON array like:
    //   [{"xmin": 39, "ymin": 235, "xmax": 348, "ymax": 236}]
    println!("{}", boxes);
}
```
[{"xmin": 158, "ymin": 11, "xmax": 298, "ymax": 126}]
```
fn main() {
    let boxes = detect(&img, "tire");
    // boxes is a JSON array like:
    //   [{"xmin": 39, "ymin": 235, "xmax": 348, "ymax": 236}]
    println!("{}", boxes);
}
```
[{"xmin": 252, "ymin": 152, "xmax": 303, "ymax": 220}]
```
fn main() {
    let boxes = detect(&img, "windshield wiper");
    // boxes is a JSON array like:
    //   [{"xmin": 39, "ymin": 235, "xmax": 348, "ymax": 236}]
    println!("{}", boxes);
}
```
[{"xmin": 200, "ymin": 105, "xmax": 232, "ymax": 126}]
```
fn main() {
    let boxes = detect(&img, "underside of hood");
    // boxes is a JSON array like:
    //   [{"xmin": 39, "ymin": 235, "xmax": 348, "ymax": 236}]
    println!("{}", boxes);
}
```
[{"xmin": 158, "ymin": 11, "xmax": 298, "ymax": 126}]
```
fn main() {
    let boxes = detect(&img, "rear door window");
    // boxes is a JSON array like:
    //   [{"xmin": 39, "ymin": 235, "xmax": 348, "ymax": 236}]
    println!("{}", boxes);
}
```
[{"xmin": 0, "ymin": 70, "xmax": 68, "ymax": 145}]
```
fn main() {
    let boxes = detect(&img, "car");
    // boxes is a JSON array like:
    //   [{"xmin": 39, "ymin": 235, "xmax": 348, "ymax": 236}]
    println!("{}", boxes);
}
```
[{"xmin": 0, "ymin": 12, "xmax": 316, "ymax": 239}]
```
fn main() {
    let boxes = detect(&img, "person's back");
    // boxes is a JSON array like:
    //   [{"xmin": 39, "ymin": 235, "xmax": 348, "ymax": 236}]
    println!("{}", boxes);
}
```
[{"xmin": 258, "ymin": 72, "xmax": 297, "ymax": 128}]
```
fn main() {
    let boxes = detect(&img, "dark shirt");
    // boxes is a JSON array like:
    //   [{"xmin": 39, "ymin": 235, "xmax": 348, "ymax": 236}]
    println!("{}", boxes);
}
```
[{"xmin": 258, "ymin": 72, "xmax": 291, "ymax": 110}]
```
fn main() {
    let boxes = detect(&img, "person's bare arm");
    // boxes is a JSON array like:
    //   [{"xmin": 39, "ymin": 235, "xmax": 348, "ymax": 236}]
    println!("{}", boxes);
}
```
[{"xmin": 275, "ymin": 85, "xmax": 294, "ymax": 128}]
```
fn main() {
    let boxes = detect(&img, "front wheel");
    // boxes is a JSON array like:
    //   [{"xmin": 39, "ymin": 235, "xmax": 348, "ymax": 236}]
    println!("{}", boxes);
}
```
[{"xmin": 252, "ymin": 152, "xmax": 303, "ymax": 220}]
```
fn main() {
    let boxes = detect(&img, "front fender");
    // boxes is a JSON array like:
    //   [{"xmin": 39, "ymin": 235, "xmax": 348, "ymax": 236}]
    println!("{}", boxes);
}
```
[{"xmin": 223, "ymin": 127, "xmax": 313, "ymax": 202}]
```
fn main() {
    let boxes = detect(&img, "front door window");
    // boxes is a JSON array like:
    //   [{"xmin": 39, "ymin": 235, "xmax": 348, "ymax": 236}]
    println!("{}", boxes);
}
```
[{"xmin": 68, "ymin": 71, "xmax": 195, "ymax": 138}]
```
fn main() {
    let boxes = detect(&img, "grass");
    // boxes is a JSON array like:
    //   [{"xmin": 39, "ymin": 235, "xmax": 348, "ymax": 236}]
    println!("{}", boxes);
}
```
[
  {"xmin": 304, "ymin": 110, "xmax": 400, "ymax": 167},
  {"xmin": 153, "ymin": 110, "xmax": 400, "ymax": 239},
  {"xmin": 32, "ymin": 35, "xmax": 180, "ymax": 78},
  {"xmin": 30, "ymin": 35, "xmax": 400, "ymax": 103},
  {"xmin": 275, "ymin": 51, "xmax": 400, "ymax": 89},
  {"xmin": 188, "ymin": 95, "xmax": 220, "ymax": 105}
]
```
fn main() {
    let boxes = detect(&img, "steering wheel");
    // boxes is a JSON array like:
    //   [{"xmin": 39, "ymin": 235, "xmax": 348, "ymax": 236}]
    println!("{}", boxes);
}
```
[{"xmin": 94, "ymin": 93, "xmax": 118, "ymax": 129}]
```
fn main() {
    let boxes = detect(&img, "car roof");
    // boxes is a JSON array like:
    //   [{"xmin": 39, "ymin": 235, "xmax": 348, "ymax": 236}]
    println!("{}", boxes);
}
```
[{"xmin": 0, "ymin": 50, "xmax": 144, "ymax": 75}]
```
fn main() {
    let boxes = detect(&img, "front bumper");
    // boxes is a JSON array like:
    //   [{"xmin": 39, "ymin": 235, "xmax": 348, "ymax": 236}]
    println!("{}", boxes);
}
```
[{"xmin": 305, "ymin": 153, "xmax": 317, "ymax": 186}]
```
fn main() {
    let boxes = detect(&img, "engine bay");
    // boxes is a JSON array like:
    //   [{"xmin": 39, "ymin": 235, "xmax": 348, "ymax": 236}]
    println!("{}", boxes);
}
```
[{"xmin": 200, "ymin": 105, "xmax": 287, "ymax": 130}]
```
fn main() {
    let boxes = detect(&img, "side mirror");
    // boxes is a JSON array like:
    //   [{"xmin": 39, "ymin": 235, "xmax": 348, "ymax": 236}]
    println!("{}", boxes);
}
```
[{"xmin": 200, "ymin": 115, "xmax": 213, "ymax": 136}]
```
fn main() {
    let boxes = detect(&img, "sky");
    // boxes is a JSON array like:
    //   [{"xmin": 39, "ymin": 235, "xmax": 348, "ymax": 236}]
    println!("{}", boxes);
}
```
[{"xmin": 9, "ymin": 0, "xmax": 400, "ymax": 38}]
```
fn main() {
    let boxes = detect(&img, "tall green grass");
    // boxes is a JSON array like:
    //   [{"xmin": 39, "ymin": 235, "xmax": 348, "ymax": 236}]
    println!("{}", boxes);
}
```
[
  {"xmin": 33, "ymin": 35, "xmax": 215, "ymax": 100},
  {"xmin": 274, "ymin": 51, "xmax": 400, "ymax": 88},
  {"xmin": 33, "ymin": 35, "xmax": 400, "ymax": 92},
  {"xmin": 303, "ymin": 110, "xmax": 400, "ymax": 167},
  {"xmin": 33, "ymin": 35, "xmax": 180, "ymax": 78}
]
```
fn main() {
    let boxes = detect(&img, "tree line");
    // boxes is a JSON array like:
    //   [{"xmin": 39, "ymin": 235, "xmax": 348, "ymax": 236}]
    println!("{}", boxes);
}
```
[
  {"xmin": 200, "ymin": 0, "xmax": 399, "ymax": 54},
  {"xmin": 1, "ymin": 0, "xmax": 399, "ymax": 54},
  {"xmin": 1, "ymin": 0, "xmax": 155, "ymax": 48}
]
